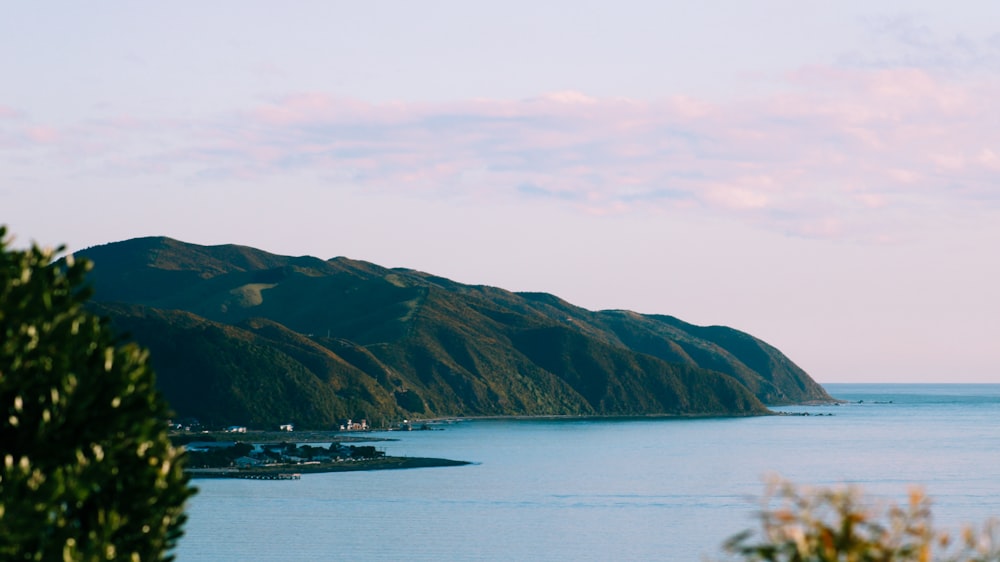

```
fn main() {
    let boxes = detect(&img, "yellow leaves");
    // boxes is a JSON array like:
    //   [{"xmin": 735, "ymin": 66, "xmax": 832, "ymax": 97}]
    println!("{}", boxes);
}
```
[
  {"xmin": 775, "ymin": 509, "xmax": 796, "ymax": 523},
  {"xmin": 62, "ymin": 538, "xmax": 77, "ymax": 562},
  {"xmin": 918, "ymin": 542, "xmax": 931, "ymax": 562},
  {"xmin": 26, "ymin": 468, "xmax": 45, "ymax": 491},
  {"xmin": 964, "ymin": 527, "xmax": 976, "ymax": 545},
  {"xmin": 103, "ymin": 347, "xmax": 114, "ymax": 372},
  {"xmin": 23, "ymin": 324, "xmax": 39, "ymax": 351},
  {"xmin": 1, "ymin": 455, "xmax": 34, "ymax": 475},
  {"xmin": 791, "ymin": 525, "xmax": 810, "ymax": 556}
]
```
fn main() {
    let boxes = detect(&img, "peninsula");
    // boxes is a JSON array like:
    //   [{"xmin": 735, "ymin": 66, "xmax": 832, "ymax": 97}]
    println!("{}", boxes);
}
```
[
  {"xmin": 178, "ymin": 431, "xmax": 470, "ymax": 478},
  {"xmin": 76, "ymin": 236, "xmax": 835, "ymax": 428}
]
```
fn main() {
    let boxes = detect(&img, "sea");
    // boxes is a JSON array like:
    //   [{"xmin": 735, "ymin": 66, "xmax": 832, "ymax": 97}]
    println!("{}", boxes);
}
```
[{"xmin": 172, "ymin": 384, "xmax": 1000, "ymax": 561}]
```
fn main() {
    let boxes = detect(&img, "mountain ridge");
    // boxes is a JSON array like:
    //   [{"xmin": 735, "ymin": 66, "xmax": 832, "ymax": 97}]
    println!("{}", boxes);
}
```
[{"xmin": 77, "ymin": 237, "xmax": 833, "ymax": 427}]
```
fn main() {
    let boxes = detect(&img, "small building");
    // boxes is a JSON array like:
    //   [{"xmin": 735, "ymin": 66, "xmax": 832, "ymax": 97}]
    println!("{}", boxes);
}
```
[
  {"xmin": 225, "ymin": 425, "xmax": 247, "ymax": 433},
  {"xmin": 279, "ymin": 423, "xmax": 294, "ymax": 432},
  {"xmin": 234, "ymin": 456, "xmax": 264, "ymax": 468},
  {"xmin": 340, "ymin": 419, "xmax": 368, "ymax": 431}
]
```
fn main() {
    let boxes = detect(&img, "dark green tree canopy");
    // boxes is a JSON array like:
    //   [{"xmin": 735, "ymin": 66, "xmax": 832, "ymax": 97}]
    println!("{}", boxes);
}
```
[{"xmin": 0, "ymin": 227, "xmax": 194, "ymax": 561}]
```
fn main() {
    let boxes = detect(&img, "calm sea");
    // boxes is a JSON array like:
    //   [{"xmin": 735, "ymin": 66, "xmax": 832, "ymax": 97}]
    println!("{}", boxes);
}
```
[{"xmin": 173, "ymin": 384, "xmax": 1000, "ymax": 561}]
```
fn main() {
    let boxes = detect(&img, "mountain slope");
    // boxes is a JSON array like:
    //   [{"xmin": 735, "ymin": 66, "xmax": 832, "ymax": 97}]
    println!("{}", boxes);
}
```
[{"xmin": 78, "ymin": 237, "xmax": 832, "ymax": 427}]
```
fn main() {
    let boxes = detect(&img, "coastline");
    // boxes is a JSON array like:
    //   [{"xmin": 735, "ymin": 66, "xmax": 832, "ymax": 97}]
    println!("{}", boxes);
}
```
[{"xmin": 186, "ymin": 456, "xmax": 471, "ymax": 478}]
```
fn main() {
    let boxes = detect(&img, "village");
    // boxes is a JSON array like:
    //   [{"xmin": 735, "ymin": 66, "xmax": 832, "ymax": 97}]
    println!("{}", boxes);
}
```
[
  {"xmin": 183, "ymin": 439, "xmax": 386, "ymax": 473},
  {"xmin": 169, "ymin": 418, "xmax": 373, "ymax": 434},
  {"xmin": 175, "ymin": 419, "xmax": 464, "ymax": 478},
  {"xmin": 180, "ymin": 419, "xmax": 383, "ymax": 472}
]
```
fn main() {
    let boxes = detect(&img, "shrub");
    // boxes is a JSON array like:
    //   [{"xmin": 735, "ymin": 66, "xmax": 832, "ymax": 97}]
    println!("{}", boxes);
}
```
[
  {"xmin": 724, "ymin": 478, "xmax": 1000, "ymax": 562},
  {"xmin": 0, "ymin": 227, "xmax": 195, "ymax": 561}
]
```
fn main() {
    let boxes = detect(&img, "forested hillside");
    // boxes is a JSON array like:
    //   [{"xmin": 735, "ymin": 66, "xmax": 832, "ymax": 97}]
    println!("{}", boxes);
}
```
[{"xmin": 78, "ymin": 237, "xmax": 833, "ymax": 428}]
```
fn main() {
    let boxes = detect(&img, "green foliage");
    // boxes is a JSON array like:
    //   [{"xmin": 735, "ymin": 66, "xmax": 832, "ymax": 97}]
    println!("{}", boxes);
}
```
[
  {"xmin": 724, "ymin": 478, "xmax": 1000, "ymax": 562},
  {"xmin": 348, "ymin": 445, "xmax": 383, "ymax": 459},
  {"xmin": 95, "ymin": 304, "xmax": 382, "ymax": 428},
  {"xmin": 0, "ymin": 228, "xmax": 194, "ymax": 561}
]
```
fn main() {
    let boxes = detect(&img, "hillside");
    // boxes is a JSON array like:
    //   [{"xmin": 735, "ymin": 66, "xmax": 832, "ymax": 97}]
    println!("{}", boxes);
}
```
[{"xmin": 77, "ymin": 237, "xmax": 833, "ymax": 427}]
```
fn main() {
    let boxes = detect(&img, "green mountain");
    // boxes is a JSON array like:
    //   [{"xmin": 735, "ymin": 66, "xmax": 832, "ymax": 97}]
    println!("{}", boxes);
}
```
[{"xmin": 77, "ymin": 237, "xmax": 833, "ymax": 428}]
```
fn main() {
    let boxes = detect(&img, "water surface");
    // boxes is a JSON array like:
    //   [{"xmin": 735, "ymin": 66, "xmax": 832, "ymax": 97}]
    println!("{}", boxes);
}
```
[{"xmin": 175, "ymin": 384, "xmax": 1000, "ymax": 560}]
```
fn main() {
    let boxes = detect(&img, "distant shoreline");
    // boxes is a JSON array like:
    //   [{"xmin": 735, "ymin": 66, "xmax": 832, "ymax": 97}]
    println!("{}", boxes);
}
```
[
  {"xmin": 186, "ymin": 456, "xmax": 471, "ymax": 478},
  {"xmin": 175, "ymin": 406, "xmax": 842, "ymax": 445}
]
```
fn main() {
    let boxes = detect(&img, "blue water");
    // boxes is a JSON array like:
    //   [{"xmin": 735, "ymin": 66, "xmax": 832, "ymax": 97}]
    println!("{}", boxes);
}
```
[{"xmin": 173, "ymin": 384, "xmax": 1000, "ymax": 560}]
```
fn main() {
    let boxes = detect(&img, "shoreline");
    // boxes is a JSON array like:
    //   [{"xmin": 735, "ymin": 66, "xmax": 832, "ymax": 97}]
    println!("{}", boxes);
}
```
[
  {"xmin": 175, "ymin": 400, "xmax": 846, "ymax": 445},
  {"xmin": 399, "ymin": 400, "xmax": 844, "ymax": 425},
  {"xmin": 186, "ymin": 456, "xmax": 471, "ymax": 478}
]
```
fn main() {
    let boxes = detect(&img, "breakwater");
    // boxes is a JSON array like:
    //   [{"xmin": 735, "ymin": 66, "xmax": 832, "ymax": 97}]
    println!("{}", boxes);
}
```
[{"xmin": 187, "ymin": 469, "xmax": 301, "ymax": 480}]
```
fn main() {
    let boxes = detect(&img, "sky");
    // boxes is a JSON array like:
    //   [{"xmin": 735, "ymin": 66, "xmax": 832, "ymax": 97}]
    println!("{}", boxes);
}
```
[{"xmin": 3, "ymin": 1, "xmax": 999, "ymax": 383}]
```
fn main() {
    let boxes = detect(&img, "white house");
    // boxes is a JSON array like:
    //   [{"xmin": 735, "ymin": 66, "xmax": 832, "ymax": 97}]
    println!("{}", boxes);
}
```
[{"xmin": 341, "ymin": 419, "xmax": 368, "ymax": 431}]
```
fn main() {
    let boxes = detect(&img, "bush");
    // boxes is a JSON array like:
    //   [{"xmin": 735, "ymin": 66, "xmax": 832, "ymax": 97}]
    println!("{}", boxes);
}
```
[
  {"xmin": 724, "ymin": 478, "xmax": 1000, "ymax": 562},
  {"xmin": 0, "ymin": 227, "xmax": 195, "ymax": 561}
]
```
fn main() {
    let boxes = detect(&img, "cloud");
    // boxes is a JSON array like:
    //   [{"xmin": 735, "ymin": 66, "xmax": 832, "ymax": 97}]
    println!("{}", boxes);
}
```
[
  {"xmin": 4, "ymin": 63, "xmax": 999, "ymax": 242},
  {"xmin": 24, "ymin": 127, "xmax": 60, "ymax": 143},
  {"xmin": 845, "ymin": 14, "xmax": 1000, "ymax": 73}
]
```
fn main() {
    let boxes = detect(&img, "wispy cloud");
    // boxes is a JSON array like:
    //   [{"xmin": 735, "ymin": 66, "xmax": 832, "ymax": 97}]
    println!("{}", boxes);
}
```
[
  {"xmin": 846, "ymin": 14, "xmax": 1000, "ymax": 73},
  {"xmin": 4, "ymin": 65, "xmax": 999, "ymax": 242}
]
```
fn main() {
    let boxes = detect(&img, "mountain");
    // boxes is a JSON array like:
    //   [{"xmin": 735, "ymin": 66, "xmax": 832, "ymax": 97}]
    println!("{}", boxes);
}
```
[{"xmin": 76, "ymin": 237, "xmax": 833, "ymax": 428}]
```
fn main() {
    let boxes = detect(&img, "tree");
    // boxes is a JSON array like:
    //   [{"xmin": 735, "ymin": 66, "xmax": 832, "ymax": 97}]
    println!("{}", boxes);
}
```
[
  {"xmin": 0, "ymin": 227, "xmax": 194, "ymax": 561},
  {"xmin": 724, "ymin": 478, "xmax": 1000, "ymax": 562}
]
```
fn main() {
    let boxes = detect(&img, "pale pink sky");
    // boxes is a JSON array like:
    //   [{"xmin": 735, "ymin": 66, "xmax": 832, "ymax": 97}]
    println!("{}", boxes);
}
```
[{"xmin": 3, "ymin": 1, "xmax": 1000, "ymax": 383}]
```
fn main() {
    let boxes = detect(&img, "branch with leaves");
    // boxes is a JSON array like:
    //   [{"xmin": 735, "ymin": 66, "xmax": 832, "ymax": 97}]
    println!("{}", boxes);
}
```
[{"xmin": 724, "ymin": 477, "xmax": 1000, "ymax": 562}]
